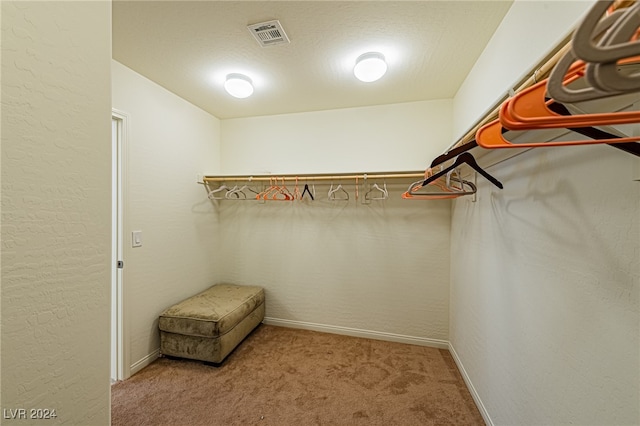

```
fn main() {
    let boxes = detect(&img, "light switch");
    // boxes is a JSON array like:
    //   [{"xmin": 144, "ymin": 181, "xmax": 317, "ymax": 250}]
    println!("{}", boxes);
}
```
[{"xmin": 132, "ymin": 230, "xmax": 142, "ymax": 248}]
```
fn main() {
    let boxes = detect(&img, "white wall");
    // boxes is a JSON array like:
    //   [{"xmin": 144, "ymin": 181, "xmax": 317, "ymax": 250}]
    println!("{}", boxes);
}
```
[
  {"xmin": 221, "ymin": 99, "xmax": 452, "ymax": 174},
  {"xmin": 452, "ymin": 0, "xmax": 595, "ymax": 144},
  {"xmin": 217, "ymin": 100, "xmax": 453, "ymax": 344},
  {"xmin": 449, "ymin": 2, "xmax": 639, "ymax": 424},
  {"xmin": 1, "ymin": 2, "xmax": 111, "ymax": 424},
  {"xmin": 449, "ymin": 144, "xmax": 639, "ymax": 425},
  {"xmin": 111, "ymin": 60, "xmax": 222, "ymax": 374},
  {"xmin": 217, "ymin": 184, "xmax": 451, "ymax": 344}
]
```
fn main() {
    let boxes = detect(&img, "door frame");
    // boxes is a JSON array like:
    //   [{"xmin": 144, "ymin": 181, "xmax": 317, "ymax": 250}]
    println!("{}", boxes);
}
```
[{"xmin": 111, "ymin": 109, "xmax": 131, "ymax": 381}]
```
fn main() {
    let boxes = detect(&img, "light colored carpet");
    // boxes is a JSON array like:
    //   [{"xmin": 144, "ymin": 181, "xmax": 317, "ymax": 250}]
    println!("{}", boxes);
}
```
[{"xmin": 111, "ymin": 324, "xmax": 484, "ymax": 425}]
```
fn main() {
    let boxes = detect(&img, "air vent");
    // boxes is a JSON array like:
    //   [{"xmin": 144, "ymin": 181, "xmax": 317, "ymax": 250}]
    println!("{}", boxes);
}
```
[{"xmin": 247, "ymin": 20, "xmax": 290, "ymax": 47}]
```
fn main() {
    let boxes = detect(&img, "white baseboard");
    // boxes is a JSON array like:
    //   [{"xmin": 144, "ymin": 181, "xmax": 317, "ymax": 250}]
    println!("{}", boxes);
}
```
[
  {"xmin": 130, "ymin": 348, "xmax": 160, "ymax": 376},
  {"xmin": 448, "ymin": 342, "xmax": 492, "ymax": 426},
  {"xmin": 263, "ymin": 317, "xmax": 449, "ymax": 349}
]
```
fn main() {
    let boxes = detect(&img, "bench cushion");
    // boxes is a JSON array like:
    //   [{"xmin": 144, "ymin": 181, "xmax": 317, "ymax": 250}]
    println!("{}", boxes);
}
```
[
  {"xmin": 159, "ymin": 283, "xmax": 265, "ymax": 363},
  {"xmin": 159, "ymin": 284, "xmax": 265, "ymax": 338}
]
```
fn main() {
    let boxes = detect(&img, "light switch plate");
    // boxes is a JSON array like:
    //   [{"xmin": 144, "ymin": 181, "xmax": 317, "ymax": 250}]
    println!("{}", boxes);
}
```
[{"xmin": 132, "ymin": 230, "xmax": 142, "ymax": 248}]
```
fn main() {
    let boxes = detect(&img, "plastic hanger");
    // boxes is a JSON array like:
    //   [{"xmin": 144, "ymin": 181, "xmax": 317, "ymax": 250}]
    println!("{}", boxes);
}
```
[
  {"xmin": 572, "ymin": 0, "xmax": 640, "ymax": 64},
  {"xmin": 430, "ymin": 140, "xmax": 478, "ymax": 168},
  {"xmin": 403, "ymin": 169, "xmax": 476, "ymax": 200},
  {"xmin": 504, "ymin": 61, "xmax": 640, "ymax": 129},
  {"xmin": 421, "ymin": 153, "xmax": 503, "ymax": 189},
  {"xmin": 485, "ymin": 98, "xmax": 640, "ymax": 151},
  {"xmin": 256, "ymin": 177, "xmax": 291, "ymax": 201},
  {"xmin": 590, "ymin": 5, "xmax": 640, "ymax": 92},
  {"xmin": 275, "ymin": 177, "xmax": 293, "ymax": 201},
  {"xmin": 547, "ymin": 10, "xmax": 627, "ymax": 103},
  {"xmin": 225, "ymin": 180, "xmax": 260, "ymax": 199},
  {"xmin": 403, "ymin": 179, "xmax": 476, "ymax": 200},
  {"xmin": 208, "ymin": 184, "xmax": 236, "ymax": 200},
  {"xmin": 256, "ymin": 178, "xmax": 276, "ymax": 200},
  {"xmin": 548, "ymin": 52, "xmax": 626, "ymax": 103},
  {"xmin": 478, "ymin": 108, "xmax": 640, "ymax": 149},
  {"xmin": 225, "ymin": 184, "xmax": 247, "ymax": 199},
  {"xmin": 328, "ymin": 183, "xmax": 349, "ymax": 200},
  {"xmin": 364, "ymin": 182, "xmax": 388, "ymax": 201},
  {"xmin": 547, "ymin": 102, "xmax": 640, "ymax": 156},
  {"xmin": 293, "ymin": 177, "xmax": 302, "ymax": 200},
  {"xmin": 301, "ymin": 183, "xmax": 315, "ymax": 200}
]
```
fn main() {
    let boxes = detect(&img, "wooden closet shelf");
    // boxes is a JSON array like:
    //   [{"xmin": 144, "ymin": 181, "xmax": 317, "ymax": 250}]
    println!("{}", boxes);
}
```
[{"xmin": 201, "ymin": 171, "xmax": 426, "ymax": 183}]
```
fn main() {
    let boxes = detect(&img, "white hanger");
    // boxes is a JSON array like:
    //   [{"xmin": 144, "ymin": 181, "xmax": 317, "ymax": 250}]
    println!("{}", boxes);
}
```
[
  {"xmin": 225, "ymin": 184, "xmax": 249, "ymax": 199},
  {"xmin": 208, "ymin": 184, "xmax": 232, "ymax": 200},
  {"xmin": 328, "ymin": 183, "xmax": 349, "ymax": 200},
  {"xmin": 364, "ymin": 182, "xmax": 388, "ymax": 201}
]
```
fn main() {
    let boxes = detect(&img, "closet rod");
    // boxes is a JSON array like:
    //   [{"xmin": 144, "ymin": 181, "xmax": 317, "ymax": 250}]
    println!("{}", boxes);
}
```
[{"xmin": 202, "ymin": 171, "xmax": 425, "ymax": 183}]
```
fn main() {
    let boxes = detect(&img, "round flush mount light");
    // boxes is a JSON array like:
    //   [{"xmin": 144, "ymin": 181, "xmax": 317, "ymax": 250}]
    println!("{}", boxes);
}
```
[
  {"xmin": 224, "ymin": 73, "xmax": 254, "ymax": 98},
  {"xmin": 353, "ymin": 52, "xmax": 387, "ymax": 82}
]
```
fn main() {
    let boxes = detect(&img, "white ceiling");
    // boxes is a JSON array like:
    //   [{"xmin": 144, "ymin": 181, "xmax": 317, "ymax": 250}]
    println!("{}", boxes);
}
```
[{"xmin": 113, "ymin": 1, "xmax": 513, "ymax": 120}]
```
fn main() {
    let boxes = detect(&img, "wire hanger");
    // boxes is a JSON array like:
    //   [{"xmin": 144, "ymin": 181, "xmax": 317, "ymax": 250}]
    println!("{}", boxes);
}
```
[{"xmin": 421, "ymin": 153, "xmax": 503, "ymax": 189}]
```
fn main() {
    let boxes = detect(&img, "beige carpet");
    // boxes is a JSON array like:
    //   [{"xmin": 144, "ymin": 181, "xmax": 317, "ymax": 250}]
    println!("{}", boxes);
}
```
[{"xmin": 111, "ymin": 325, "xmax": 484, "ymax": 425}]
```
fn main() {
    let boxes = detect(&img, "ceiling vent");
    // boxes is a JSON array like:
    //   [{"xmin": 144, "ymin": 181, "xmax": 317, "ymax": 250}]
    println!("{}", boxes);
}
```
[{"xmin": 247, "ymin": 20, "xmax": 290, "ymax": 47}]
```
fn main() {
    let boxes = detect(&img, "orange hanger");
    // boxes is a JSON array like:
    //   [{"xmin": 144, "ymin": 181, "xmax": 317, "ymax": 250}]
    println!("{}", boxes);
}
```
[
  {"xmin": 477, "ymin": 111, "xmax": 640, "ymax": 149},
  {"xmin": 491, "ymin": 99, "xmax": 640, "ymax": 153},
  {"xmin": 293, "ymin": 176, "xmax": 302, "ymax": 200},
  {"xmin": 503, "ymin": 60, "xmax": 640, "ymax": 130},
  {"xmin": 256, "ymin": 177, "xmax": 274, "ymax": 200},
  {"xmin": 272, "ymin": 177, "xmax": 292, "ymax": 201},
  {"xmin": 256, "ymin": 177, "xmax": 289, "ymax": 201}
]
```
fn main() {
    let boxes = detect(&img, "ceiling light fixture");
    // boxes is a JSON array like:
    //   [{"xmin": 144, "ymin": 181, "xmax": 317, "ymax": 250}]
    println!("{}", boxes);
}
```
[
  {"xmin": 224, "ymin": 73, "xmax": 254, "ymax": 98},
  {"xmin": 353, "ymin": 52, "xmax": 387, "ymax": 83}
]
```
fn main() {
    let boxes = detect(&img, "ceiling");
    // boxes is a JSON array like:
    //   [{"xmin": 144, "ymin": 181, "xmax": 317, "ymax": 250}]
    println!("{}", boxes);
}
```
[{"xmin": 112, "ymin": 1, "xmax": 513, "ymax": 120}]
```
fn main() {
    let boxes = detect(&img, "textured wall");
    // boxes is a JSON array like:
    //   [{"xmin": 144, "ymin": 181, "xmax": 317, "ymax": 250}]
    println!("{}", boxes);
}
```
[
  {"xmin": 216, "ymin": 182, "xmax": 451, "ymax": 343},
  {"xmin": 452, "ymin": 0, "xmax": 594, "ymax": 143},
  {"xmin": 1, "ymin": 2, "xmax": 111, "ymax": 424},
  {"xmin": 111, "ymin": 61, "xmax": 222, "ymax": 374},
  {"xmin": 449, "ymin": 144, "xmax": 640, "ymax": 425},
  {"xmin": 221, "ymin": 99, "xmax": 452, "ymax": 175},
  {"xmin": 217, "ymin": 100, "xmax": 453, "ymax": 343}
]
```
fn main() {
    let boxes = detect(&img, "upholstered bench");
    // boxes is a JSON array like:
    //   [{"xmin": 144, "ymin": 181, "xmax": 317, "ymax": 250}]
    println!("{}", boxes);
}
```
[{"xmin": 159, "ymin": 283, "xmax": 265, "ymax": 364}]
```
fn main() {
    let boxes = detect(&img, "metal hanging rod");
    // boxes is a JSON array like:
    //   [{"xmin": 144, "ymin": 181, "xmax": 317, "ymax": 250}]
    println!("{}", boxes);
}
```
[{"xmin": 202, "ymin": 171, "xmax": 425, "ymax": 183}]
